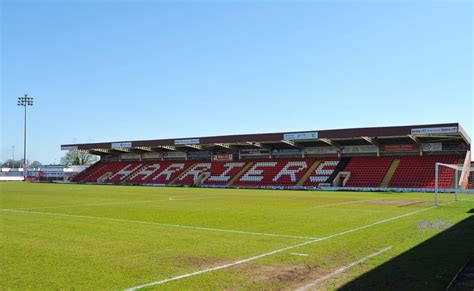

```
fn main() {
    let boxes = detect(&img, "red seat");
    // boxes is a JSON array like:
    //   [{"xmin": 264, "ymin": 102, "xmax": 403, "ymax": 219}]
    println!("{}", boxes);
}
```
[
  {"xmin": 344, "ymin": 157, "xmax": 393, "ymax": 187},
  {"xmin": 389, "ymin": 155, "xmax": 458, "ymax": 188}
]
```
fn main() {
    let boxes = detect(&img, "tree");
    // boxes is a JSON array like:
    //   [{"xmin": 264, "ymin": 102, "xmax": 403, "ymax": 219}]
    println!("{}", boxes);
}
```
[
  {"xmin": 61, "ymin": 150, "xmax": 98, "ymax": 166},
  {"xmin": 30, "ymin": 161, "xmax": 42, "ymax": 168},
  {"xmin": 2, "ymin": 159, "xmax": 22, "ymax": 168}
]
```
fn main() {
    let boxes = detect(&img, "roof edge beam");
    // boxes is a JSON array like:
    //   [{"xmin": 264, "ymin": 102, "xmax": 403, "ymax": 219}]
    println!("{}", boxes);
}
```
[
  {"xmin": 319, "ymin": 138, "xmax": 335, "ymax": 146},
  {"xmin": 281, "ymin": 140, "xmax": 303, "ymax": 149},
  {"xmin": 246, "ymin": 141, "xmax": 261, "ymax": 147},
  {"xmin": 133, "ymin": 147, "xmax": 152, "ymax": 152},
  {"xmin": 186, "ymin": 144, "xmax": 202, "ymax": 150},
  {"xmin": 161, "ymin": 145, "xmax": 177, "ymax": 151},
  {"xmin": 214, "ymin": 143, "xmax": 231, "ymax": 149},
  {"xmin": 408, "ymin": 134, "xmax": 421, "ymax": 144},
  {"xmin": 246, "ymin": 141, "xmax": 271, "ymax": 150},
  {"xmin": 361, "ymin": 136, "xmax": 379, "ymax": 146}
]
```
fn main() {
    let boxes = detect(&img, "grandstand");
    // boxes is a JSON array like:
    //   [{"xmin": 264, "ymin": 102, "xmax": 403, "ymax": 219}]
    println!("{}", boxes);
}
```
[{"xmin": 62, "ymin": 123, "xmax": 471, "ymax": 190}]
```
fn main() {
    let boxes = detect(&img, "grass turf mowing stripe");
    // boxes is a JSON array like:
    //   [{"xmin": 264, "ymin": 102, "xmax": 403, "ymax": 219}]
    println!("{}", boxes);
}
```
[
  {"xmin": 296, "ymin": 246, "xmax": 392, "ymax": 290},
  {"xmin": 1, "ymin": 199, "xmax": 171, "ymax": 210},
  {"xmin": 3, "ymin": 192, "xmax": 342, "ymax": 211},
  {"xmin": 124, "ymin": 206, "xmax": 435, "ymax": 290},
  {"xmin": 310, "ymin": 198, "xmax": 383, "ymax": 209},
  {"xmin": 0, "ymin": 208, "xmax": 317, "ymax": 240},
  {"xmin": 0, "ymin": 195, "xmax": 246, "ymax": 210}
]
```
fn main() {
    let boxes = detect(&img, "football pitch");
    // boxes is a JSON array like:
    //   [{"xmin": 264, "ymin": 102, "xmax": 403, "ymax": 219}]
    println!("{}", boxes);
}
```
[{"xmin": 1, "ymin": 182, "xmax": 473, "ymax": 290}]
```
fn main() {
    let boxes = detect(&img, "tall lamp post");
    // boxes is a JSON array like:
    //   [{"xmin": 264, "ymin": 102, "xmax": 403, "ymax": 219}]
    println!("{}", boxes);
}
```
[{"xmin": 17, "ymin": 94, "xmax": 33, "ymax": 179}]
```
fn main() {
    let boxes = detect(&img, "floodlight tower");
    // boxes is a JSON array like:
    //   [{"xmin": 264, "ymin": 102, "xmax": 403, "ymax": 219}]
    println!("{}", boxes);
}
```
[{"xmin": 17, "ymin": 94, "xmax": 34, "ymax": 179}]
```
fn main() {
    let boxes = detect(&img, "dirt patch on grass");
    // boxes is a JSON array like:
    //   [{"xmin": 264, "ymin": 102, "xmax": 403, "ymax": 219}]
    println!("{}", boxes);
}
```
[
  {"xmin": 234, "ymin": 262, "xmax": 327, "ymax": 289},
  {"xmin": 367, "ymin": 199, "xmax": 430, "ymax": 207},
  {"xmin": 417, "ymin": 219, "xmax": 452, "ymax": 230},
  {"xmin": 232, "ymin": 251, "xmax": 353, "ymax": 288},
  {"xmin": 253, "ymin": 264, "xmax": 318, "ymax": 283}
]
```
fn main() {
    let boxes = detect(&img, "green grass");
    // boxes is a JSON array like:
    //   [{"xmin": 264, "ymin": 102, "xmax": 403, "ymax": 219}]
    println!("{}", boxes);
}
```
[{"xmin": 1, "ymin": 182, "xmax": 473, "ymax": 290}]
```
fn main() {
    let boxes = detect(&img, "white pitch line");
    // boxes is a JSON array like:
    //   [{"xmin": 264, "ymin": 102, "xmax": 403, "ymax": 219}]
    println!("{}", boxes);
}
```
[
  {"xmin": 168, "ymin": 195, "xmax": 242, "ymax": 201},
  {"xmin": 0, "ymin": 209, "xmax": 316, "ymax": 240},
  {"xmin": 445, "ymin": 260, "xmax": 469, "ymax": 290},
  {"xmin": 290, "ymin": 253, "xmax": 309, "ymax": 257},
  {"xmin": 458, "ymin": 198, "xmax": 474, "ymax": 202},
  {"xmin": 311, "ymin": 198, "xmax": 382, "ymax": 209},
  {"xmin": 295, "ymin": 246, "xmax": 393, "ymax": 291},
  {"xmin": 124, "ymin": 206, "xmax": 435, "ymax": 290}
]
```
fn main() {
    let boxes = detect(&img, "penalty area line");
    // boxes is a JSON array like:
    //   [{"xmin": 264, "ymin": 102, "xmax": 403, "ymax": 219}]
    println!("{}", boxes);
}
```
[{"xmin": 124, "ymin": 206, "xmax": 435, "ymax": 290}]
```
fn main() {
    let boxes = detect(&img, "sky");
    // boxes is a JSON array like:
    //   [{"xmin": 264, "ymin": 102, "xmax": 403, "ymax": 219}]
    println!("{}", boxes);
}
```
[{"xmin": 1, "ymin": 0, "xmax": 472, "ymax": 164}]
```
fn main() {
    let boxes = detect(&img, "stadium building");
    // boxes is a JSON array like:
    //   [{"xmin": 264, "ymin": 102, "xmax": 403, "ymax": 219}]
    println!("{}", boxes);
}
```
[{"xmin": 62, "ymin": 123, "xmax": 472, "ymax": 191}]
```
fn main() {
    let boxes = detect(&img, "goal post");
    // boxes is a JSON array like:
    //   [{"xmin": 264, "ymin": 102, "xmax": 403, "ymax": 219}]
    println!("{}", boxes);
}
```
[{"xmin": 435, "ymin": 152, "xmax": 473, "ymax": 205}]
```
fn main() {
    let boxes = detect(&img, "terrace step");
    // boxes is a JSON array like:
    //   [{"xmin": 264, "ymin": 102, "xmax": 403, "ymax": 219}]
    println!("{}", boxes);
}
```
[
  {"xmin": 296, "ymin": 160, "xmax": 321, "ymax": 186},
  {"xmin": 380, "ymin": 159, "xmax": 400, "ymax": 187},
  {"xmin": 227, "ymin": 162, "xmax": 254, "ymax": 186},
  {"xmin": 97, "ymin": 172, "xmax": 113, "ymax": 183},
  {"xmin": 120, "ymin": 164, "xmax": 147, "ymax": 184},
  {"xmin": 169, "ymin": 163, "xmax": 196, "ymax": 185}
]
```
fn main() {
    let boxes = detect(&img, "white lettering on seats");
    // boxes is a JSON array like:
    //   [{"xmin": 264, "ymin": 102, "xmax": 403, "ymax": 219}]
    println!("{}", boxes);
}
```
[
  {"xmin": 131, "ymin": 164, "xmax": 161, "ymax": 181},
  {"xmin": 310, "ymin": 176, "xmax": 328, "ymax": 183},
  {"xmin": 309, "ymin": 161, "xmax": 339, "ymax": 183},
  {"xmin": 208, "ymin": 162, "xmax": 245, "ymax": 182},
  {"xmin": 179, "ymin": 163, "xmax": 212, "ymax": 181},
  {"xmin": 272, "ymin": 161, "xmax": 308, "ymax": 182},
  {"xmin": 107, "ymin": 164, "xmax": 143, "ymax": 181},
  {"xmin": 240, "ymin": 162, "xmax": 277, "ymax": 182},
  {"xmin": 152, "ymin": 163, "xmax": 185, "ymax": 181}
]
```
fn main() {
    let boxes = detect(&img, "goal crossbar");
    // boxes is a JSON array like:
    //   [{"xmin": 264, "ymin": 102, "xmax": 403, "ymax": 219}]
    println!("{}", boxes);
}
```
[
  {"xmin": 436, "ymin": 163, "xmax": 474, "ymax": 172},
  {"xmin": 435, "ymin": 151, "xmax": 472, "ymax": 206}
]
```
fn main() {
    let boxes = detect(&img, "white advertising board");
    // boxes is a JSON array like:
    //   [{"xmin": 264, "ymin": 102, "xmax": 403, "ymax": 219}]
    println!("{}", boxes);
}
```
[
  {"xmin": 164, "ymin": 152, "xmax": 186, "ymax": 158},
  {"xmin": 305, "ymin": 146, "xmax": 337, "ymax": 155},
  {"xmin": 61, "ymin": 145, "xmax": 78, "ymax": 150},
  {"xmin": 283, "ymin": 132, "xmax": 318, "ymax": 140},
  {"xmin": 341, "ymin": 145, "xmax": 378, "ymax": 154},
  {"xmin": 213, "ymin": 154, "xmax": 233, "ymax": 161},
  {"xmin": 240, "ymin": 149, "xmax": 270, "ymax": 156},
  {"xmin": 111, "ymin": 142, "xmax": 132, "ymax": 148},
  {"xmin": 175, "ymin": 139, "xmax": 200, "ymax": 145},
  {"xmin": 421, "ymin": 143, "xmax": 443, "ymax": 152},
  {"xmin": 411, "ymin": 127, "xmax": 458, "ymax": 135}
]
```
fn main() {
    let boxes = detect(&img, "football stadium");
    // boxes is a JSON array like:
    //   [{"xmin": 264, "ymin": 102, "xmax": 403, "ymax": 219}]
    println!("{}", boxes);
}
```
[
  {"xmin": 2, "ymin": 1, "xmax": 472, "ymax": 290},
  {"xmin": 2, "ymin": 123, "xmax": 473, "ymax": 290}
]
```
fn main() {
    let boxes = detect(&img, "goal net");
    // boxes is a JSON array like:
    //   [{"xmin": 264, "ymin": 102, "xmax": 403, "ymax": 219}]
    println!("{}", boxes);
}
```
[{"xmin": 435, "ymin": 151, "xmax": 473, "ymax": 205}]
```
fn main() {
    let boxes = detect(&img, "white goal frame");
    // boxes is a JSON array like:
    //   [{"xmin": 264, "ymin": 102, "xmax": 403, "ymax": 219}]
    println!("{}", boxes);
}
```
[{"xmin": 435, "ymin": 159, "xmax": 473, "ymax": 206}]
